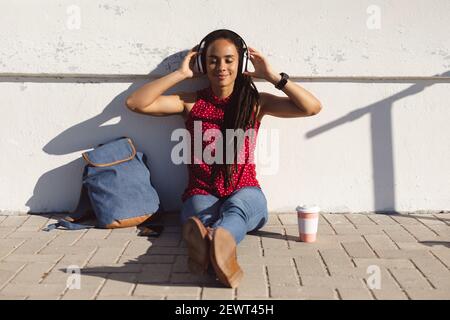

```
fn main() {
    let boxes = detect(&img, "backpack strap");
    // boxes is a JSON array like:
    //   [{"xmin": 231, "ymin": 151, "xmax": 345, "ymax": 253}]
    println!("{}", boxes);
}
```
[
  {"xmin": 43, "ymin": 184, "xmax": 96, "ymax": 231},
  {"xmin": 44, "ymin": 219, "xmax": 95, "ymax": 231}
]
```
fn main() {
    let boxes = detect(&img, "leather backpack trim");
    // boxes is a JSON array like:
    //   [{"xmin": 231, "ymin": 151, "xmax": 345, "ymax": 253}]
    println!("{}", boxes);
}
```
[{"xmin": 82, "ymin": 138, "xmax": 136, "ymax": 167}]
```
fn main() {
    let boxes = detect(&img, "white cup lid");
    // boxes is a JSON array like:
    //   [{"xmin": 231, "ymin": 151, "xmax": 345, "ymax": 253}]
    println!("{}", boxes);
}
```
[{"xmin": 296, "ymin": 204, "xmax": 320, "ymax": 213}]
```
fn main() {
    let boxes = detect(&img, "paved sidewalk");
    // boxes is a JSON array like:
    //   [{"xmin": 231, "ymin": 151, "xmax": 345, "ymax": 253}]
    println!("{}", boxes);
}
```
[{"xmin": 0, "ymin": 212, "xmax": 449, "ymax": 300}]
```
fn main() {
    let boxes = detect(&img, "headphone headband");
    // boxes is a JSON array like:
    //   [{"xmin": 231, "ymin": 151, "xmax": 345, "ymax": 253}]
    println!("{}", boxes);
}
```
[{"xmin": 195, "ymin": 29, "xmax": 249, "ymax": 75}]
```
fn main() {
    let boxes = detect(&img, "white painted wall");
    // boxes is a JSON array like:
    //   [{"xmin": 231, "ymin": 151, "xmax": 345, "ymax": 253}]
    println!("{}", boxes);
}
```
[{"xmin": 1, "ymin": 0, "xmax": 449, "ymax": 214}]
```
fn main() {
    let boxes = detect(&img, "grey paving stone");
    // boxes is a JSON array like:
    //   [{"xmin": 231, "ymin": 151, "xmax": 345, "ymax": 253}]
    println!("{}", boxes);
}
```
[
  {"xmin": 337, "ymin": 288, "xmax": 374, "ymax": 300},
  {"xmin": 97, "ymin": 274, "xmax": 136, "ymax": 297},
  {"xmin": 1, "ymin": 216, "xmax": 29, "ymax": 227},
  {"xmin": 319, "ymin": 249, "xmax": 354, "ymax": 269},
  {"xmin": 300, "ymin": 275, "xmax": 366, "ymax": 289},
  {"xmin": 401, "ymin": 224, "xmax": 440, "ymax": 242},
  {"xmin": 294, "ymin": 256, "xmax": 328, "ymax": 276},
  {"xmin": 371, "ymin": 289, "xmax": 409, "ymax": 300},
  {"xmin": 345, "ymin": 214, "xmax": 377, "ymax": 226},
  {"xmin": 363, "ymin": 234, "xmax": 398, "ymax": 250},
  {"xmin": 1, "ymin": 283, "xmax": 66, "ymax": 297},
  {"xmin": 430, "ymin": 248, "xmax": 450, "ymax": 268},
  {"xmin": 406, "ymin": 288, "xmax": 450, "ymax": 300},
  {"xmin": 266, "ymin": 265, "xmax": 299, "ymax": 287},
  {"xmin": 383, "ymin": 228, "xmax": 418, "ymax": 243},
  {"xmin": 367, "ymin": 214, "xmax": 399, "ymax": 225},
  {"xmin": 270, "ymin": 285, "xmax": 336, "ymax": 299},
  {"xmin": 341, "ymin": 242, "xmax": 377, "ymax": 258},
  {"xmin": 389, "ymin": 268, "xmax": 433, "ymax": 289},
  {"xmin": 201, "ymin": 287, "xmax": 234, "ymax": 300}
]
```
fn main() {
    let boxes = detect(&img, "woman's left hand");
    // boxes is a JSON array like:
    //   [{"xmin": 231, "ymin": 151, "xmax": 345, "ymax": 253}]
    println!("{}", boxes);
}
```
[{"xmin": 243, "ymin": 47, "xmax": 278, "ymax": 81}]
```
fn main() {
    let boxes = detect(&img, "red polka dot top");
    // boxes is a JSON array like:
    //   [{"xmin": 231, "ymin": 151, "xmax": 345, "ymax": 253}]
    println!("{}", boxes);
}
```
[{"xmin": 181, "ymin": 86, "xmax": 261, "ymax": 202}]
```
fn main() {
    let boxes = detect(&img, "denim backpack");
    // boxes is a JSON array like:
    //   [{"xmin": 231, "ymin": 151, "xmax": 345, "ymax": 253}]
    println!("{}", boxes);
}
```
[{"xmin": 45, "ymin": 136, "xmax": 161, "ymax": 230}]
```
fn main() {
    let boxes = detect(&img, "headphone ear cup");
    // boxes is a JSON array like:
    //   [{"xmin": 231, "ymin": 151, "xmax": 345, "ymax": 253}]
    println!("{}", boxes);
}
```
[
  {"xmin": 242, "ymin": 50, "xmax": 249, "ymax": 74},
  {"xmin": 193, "ymin": 40, "xmax": 205, "ymax": 74},
  {"xmin": 195, "ymin": 53, "xmax": 202, "ymax": 74},
  {"xmin": 200, "ymin": 55, "xmax": 205, "ymax": 74}
]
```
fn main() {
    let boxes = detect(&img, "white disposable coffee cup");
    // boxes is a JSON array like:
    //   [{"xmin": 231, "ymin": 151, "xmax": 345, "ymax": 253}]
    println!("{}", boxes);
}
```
[{"xmin": 296, "ymin": 205, "xmax": 320, "ymax": 243}]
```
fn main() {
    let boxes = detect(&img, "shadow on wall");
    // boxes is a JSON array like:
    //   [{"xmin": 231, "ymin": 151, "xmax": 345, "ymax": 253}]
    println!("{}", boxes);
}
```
[
  {"xmin": 25, "ymin": 49, "xmax": 210, "ymax": 214},
  {"xmin": 305, "ymin": 70, "xmax": 450, "ymax": 214}
]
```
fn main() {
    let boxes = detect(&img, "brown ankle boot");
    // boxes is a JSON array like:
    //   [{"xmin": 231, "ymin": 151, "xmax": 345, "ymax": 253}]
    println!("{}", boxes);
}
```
[
  {"xmin": 210, "ymin": 227, "xmax": 244, "ymax": 288},
  {"xmin": 182, "ymin": 217, "xmax": 210, "ymax": 274}
]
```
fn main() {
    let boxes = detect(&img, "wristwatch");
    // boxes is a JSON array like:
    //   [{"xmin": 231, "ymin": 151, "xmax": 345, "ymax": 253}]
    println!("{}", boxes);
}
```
[{"xmin": 275, "ymin": 72, "xmax": 289, "ymax": 90}]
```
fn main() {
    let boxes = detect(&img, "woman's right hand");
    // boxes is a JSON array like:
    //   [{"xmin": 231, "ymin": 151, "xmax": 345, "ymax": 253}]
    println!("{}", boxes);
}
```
[{"xmin": 178, "ymin": 45, "xmax": 202, "ymax": 79}]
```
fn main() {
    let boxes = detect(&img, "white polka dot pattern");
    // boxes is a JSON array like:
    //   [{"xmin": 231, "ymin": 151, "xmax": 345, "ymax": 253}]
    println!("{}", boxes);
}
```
[{"xmin": 181, "ymin": 86, "xmax": 261, "ymax": 202}]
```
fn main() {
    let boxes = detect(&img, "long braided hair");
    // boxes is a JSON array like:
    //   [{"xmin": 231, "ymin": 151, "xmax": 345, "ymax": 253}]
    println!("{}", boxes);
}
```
[{"xmin": 200, "ymin": 30, "xmax": 261, "ymax": 190}]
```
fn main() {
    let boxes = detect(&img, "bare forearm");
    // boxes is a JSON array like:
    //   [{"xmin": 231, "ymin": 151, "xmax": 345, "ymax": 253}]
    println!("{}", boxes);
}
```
[
  {"xmin": 267, "ymin": 73, "xmax": 322, "ymax": 113},
  {"xmin": 126, "ymin": 70, "xmax": 187, "ymax": 109}
]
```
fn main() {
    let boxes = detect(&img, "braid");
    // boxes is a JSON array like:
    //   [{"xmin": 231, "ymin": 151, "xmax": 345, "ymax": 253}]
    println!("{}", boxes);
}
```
[{"xmin": 219, "ymin": 74, "xmax": 259, "ymax": 189}]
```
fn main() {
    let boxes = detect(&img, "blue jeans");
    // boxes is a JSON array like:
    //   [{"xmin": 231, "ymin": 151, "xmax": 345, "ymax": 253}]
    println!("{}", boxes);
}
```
[{"xmin": 180, "ymin": 187, "xmax": 268, "ymax": 244}]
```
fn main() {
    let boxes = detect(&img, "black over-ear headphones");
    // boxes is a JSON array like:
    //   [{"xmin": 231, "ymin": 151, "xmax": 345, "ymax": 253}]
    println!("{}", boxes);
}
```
[{"xmin": 195, "ymin": 29, "xmax": 249, "ymax": 75}]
